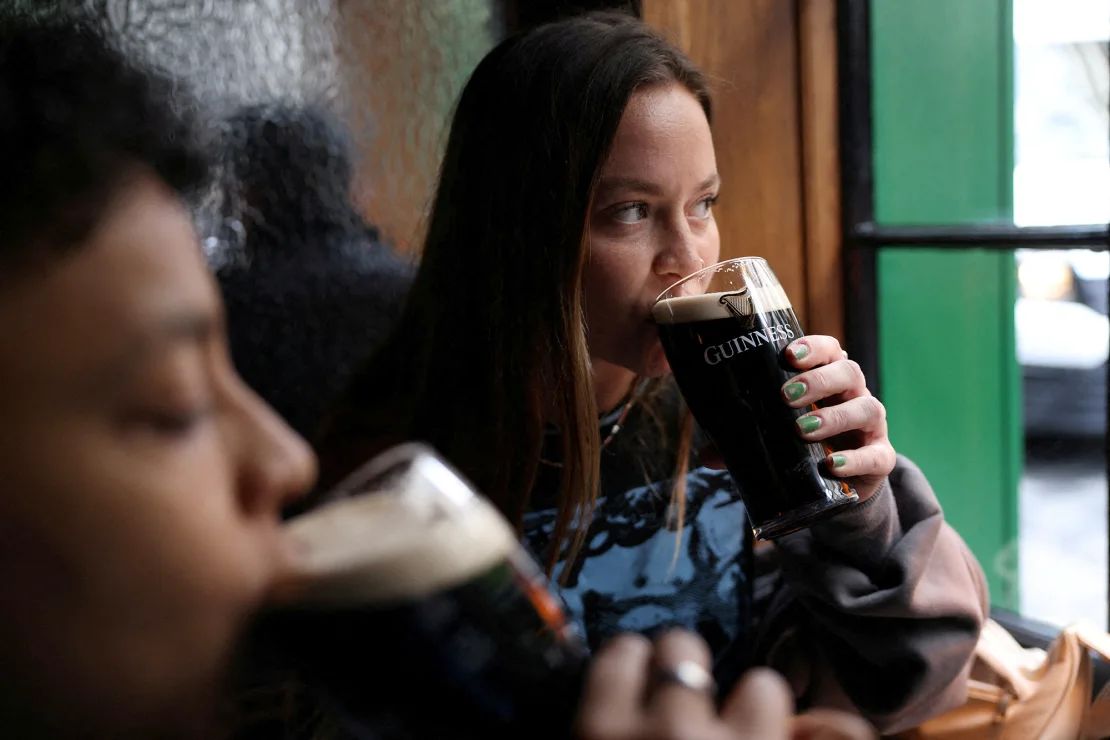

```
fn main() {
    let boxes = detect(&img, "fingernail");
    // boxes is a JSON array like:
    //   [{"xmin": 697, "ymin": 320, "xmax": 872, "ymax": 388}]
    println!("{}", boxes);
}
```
[
  {"xmin": 783, "ymin": 382, "xmax": 807, "ymax": 402},
  {"xmin": 796, "ymin": 415, "xmax": 821, "ymax": 434},
  {"xmin": 790, "ymin": 343, "xmax": 809, "ymax": 361},
  {"xmin": 830, "ymin": 453, "xmax": 847, "ymax": 468}
]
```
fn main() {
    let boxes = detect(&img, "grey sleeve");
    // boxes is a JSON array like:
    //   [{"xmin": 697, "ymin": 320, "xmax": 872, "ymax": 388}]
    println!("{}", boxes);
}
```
[{"xmin": 753, "ymin": 455, "xmax": 989, "ymax": 734}]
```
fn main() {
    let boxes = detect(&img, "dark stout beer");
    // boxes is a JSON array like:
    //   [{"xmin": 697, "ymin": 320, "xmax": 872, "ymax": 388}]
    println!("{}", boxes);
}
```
[
  {"xmin": 246, "ymin": 450, "xmax": 586, "ymax": 738},
  {"xmin": 653, "ymin": 285, "xmax": 857, "ymax": 539}
]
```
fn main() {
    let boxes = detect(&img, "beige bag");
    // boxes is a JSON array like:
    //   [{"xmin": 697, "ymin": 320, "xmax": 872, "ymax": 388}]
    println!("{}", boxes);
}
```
[{"xmin": 897, "ymin": 619, "xmax": 1110, "ymax": 740}]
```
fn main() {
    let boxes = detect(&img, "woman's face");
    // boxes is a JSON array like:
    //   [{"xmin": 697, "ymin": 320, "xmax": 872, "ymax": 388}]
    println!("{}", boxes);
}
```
[
  {"xmin": 584, "ymin": 81, "xmax": 720, "ymax": 380},
  {"xmin": 0, "ymin": 172, "xmax": 317, "ymax": 736}
]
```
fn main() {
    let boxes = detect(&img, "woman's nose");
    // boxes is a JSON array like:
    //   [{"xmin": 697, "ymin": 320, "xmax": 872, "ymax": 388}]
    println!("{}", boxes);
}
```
[
  {"xmin": 232, "ymin": 387, "xmax": 318, "ymax": 518},
  {"xmin": 654, "ymin": 224, "xmax": 706, "ymax": 283}
]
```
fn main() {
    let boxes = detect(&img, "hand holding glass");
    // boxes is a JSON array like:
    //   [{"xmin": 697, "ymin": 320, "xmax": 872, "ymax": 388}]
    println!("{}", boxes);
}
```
[{"xmin": 653, "ymin": 257, "xmax": 858, "ymax": 539}]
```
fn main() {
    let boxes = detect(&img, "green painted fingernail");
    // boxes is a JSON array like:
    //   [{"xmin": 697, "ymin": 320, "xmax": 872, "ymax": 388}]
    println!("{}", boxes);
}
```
[
  {"xmin": 796, "ymin": 415, "xmax": 821, "ymax": 434},
  {"xmin": 783, "ymin": 382, "xmax": 807, "ymax": 402},
  {"xmin": 831, "ymin": 454, "xmax": 847, "ymax": 468},
  {"xmin": 790, "ymin": 343, "xmax": 809, "ymax": 361}
]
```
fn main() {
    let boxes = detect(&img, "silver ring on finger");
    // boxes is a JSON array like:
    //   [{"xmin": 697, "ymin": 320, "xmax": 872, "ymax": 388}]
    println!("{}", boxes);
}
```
[{"xmin": 652, "ymin": 660, "xmax": 717, "ymax": 695}]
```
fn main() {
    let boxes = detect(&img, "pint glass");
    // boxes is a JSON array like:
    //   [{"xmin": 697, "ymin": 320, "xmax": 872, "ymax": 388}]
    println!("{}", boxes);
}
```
[
  {"xmin": 249, "ymin": 444, "xmax": 586, "ymax": 737},
  {"xmin": 652, "ymin": 257, "xmax": 858, "ymax": 539}
]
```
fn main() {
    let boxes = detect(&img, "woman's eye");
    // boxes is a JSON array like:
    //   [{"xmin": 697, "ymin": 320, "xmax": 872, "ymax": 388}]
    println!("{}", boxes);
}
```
[
  {"xmin": 612, "ymin": 202, "xmax": 649, "ymax": 224},
  {"xmin": 692, "ymin": 195, "xmax": 718, "ymax": 219}
]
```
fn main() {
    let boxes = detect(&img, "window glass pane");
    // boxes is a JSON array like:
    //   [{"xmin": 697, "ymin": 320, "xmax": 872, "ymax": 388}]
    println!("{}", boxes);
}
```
[
  {"xmin": 1016, "ymin": 247, "xmax": 1108, "ymax": 626},
  {"xmin": 1011, "ymin": 0, "xmax": 1109, "ymax": 627},
  {"xmin": 74, "ymin": 0, "xmax": 501, "ymax": 255},
  {"xmin": 1013, "ymin": 0, "xmax": 1110, "ymax": 226},
  {"xmin": 879, "ymin": 244, "xmax": 1108, "ymax": 626},
  {"xmin": 873, "ymin": 0, "xmax": 1110, "ymax": 230}
]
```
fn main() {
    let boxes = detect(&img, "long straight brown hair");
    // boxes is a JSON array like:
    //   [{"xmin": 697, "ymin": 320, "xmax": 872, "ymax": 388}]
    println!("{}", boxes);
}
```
[{"xmin": 320, "ymin": 12, "xmax": 711, "ymax": 576}]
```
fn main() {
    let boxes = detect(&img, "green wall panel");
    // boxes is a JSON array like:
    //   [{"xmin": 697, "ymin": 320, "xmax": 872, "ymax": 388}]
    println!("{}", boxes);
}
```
[{"xmin": 872, "ymin": 0, "xmax": 1021, "ymax": 608}]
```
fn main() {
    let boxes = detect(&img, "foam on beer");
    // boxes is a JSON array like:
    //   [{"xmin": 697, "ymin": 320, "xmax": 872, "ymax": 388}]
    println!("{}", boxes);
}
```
[
  {"xmin": 652, "ymin": 285, "xmax": 793, "ymax": 325},
  {"xmin": 281, "ymin": 485, "xmax": 519, "ymax": 607}
]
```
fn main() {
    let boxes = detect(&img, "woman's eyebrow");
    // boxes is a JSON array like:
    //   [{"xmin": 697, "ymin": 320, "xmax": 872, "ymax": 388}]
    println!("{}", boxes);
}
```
[
  {"xmin": 695, "ymin": 173, "xmax": 721, "ymax": 191},
  {"xmin": 595, "ymin": 176, "xmax": 665, "ymax": 197},
  {"xmin": 596, "ymin": 173, "xmax": 721, "ymax": 198}
]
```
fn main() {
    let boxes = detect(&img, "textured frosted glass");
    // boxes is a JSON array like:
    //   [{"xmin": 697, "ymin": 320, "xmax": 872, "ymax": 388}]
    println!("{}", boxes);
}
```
[
  {"xmin": 35, "ymin": 0, "xmax": 501, "ymax": 256},
  {"xmin": 338, "ymin": 0, "xmax": 502, "ymax": 252}
]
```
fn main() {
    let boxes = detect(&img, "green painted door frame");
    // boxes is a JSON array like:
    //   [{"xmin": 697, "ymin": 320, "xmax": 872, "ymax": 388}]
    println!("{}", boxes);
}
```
[{"xmin": 871, "ymin": 0, "xmax": 1021, "ymax": 608}]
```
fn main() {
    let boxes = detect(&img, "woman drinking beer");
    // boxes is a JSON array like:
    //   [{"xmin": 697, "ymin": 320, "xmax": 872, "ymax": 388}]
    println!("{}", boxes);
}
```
[{"xmin": 322, "ymin": 11, "xmax": 988, "ymax": 734}]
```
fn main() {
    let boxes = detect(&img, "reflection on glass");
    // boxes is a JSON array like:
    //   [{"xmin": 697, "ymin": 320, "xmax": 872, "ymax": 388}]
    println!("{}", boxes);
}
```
[{"xmin": 76, "ymin": 0, "xmax": 501, "ymax": 256}]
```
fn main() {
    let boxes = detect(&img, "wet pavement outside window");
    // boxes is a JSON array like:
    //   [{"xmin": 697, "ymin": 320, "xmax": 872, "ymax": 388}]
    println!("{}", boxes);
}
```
[{"xmin": 1020, "ymin": 438, "xmax": 1108, "ymax": 628}]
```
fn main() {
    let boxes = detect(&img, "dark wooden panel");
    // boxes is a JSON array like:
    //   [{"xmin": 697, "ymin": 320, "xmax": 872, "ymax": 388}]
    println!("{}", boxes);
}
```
[{"xmin": 798, "ymin": 0, "xmax": 844, "ymax": 339}]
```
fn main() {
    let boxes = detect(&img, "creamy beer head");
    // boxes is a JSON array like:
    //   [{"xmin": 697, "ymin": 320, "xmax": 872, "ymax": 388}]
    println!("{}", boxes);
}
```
[
  {"xmin": 282, "ymin": 479, "xmax": 518, "ymax": 606},
  {"xmin": 652, "ymin": 286, "xmax": 793, "ymax": 325}
]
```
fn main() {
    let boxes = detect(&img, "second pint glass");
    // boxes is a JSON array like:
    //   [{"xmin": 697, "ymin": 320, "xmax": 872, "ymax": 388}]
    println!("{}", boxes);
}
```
[
  {"xmin": 652, "ymin": 257, "xmax": 858, "ymax": 539},
  {"xmin": 247, "ymin": 444, "xmax": 586, "ymax": 737}
]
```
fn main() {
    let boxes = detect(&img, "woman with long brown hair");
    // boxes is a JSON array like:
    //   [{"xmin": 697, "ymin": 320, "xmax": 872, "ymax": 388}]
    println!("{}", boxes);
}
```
[{"xmin": 322, "ymin": 12, "xmax": 987, "ymax": 733}]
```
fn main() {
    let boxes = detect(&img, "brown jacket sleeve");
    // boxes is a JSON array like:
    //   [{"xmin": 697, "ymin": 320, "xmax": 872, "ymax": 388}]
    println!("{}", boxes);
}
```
[{"xmin": 753, "ymin": 455, "xmax": 989, "ymax": 734}]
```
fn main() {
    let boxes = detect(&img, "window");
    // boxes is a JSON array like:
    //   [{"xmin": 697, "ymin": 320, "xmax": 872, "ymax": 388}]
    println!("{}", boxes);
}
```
[{"xmin": 840, "ymin": 0, "xmax": 1109, "ymax": 628}]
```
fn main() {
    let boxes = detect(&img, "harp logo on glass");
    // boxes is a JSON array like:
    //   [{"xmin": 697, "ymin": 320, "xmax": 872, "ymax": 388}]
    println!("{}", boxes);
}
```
[{"xmin": 703, "ymin": 289, "xmax": 795, "ymax": 366}]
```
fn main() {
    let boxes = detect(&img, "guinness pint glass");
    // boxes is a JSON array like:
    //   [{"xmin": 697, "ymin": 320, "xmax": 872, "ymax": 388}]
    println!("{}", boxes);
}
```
[
  {"xmin": 652, "ymin": 257, "xmax": 857, "ymax": 539},
  {"xmin": 250, "ymin": 444, "xmax": 586, "ymax": 737}
]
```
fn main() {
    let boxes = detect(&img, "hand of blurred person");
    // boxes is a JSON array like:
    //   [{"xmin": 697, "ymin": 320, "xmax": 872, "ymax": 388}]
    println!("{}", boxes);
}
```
[
  {"xmin": 781, "ymin": 336, "xmax": 896, "ymax": 502},
  {"xmin": 574, "ymin": 631, "xmax": 875, "ymax": 740}
]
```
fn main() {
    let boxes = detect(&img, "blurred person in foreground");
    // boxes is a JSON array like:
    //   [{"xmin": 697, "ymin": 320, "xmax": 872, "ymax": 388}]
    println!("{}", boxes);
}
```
[{"xmin": 0, "ymin": 16, "xmax": 315, "ymax": 738}]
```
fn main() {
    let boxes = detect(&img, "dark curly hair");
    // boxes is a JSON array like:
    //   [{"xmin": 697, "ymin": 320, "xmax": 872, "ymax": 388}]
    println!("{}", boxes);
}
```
[
  {"xmin": 218, "ymin": 102, "xmax": 365, "ymax": 258},
  {"xmin": 0, "ymin": 16, "xmax": 208, "ymax": 273}
]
